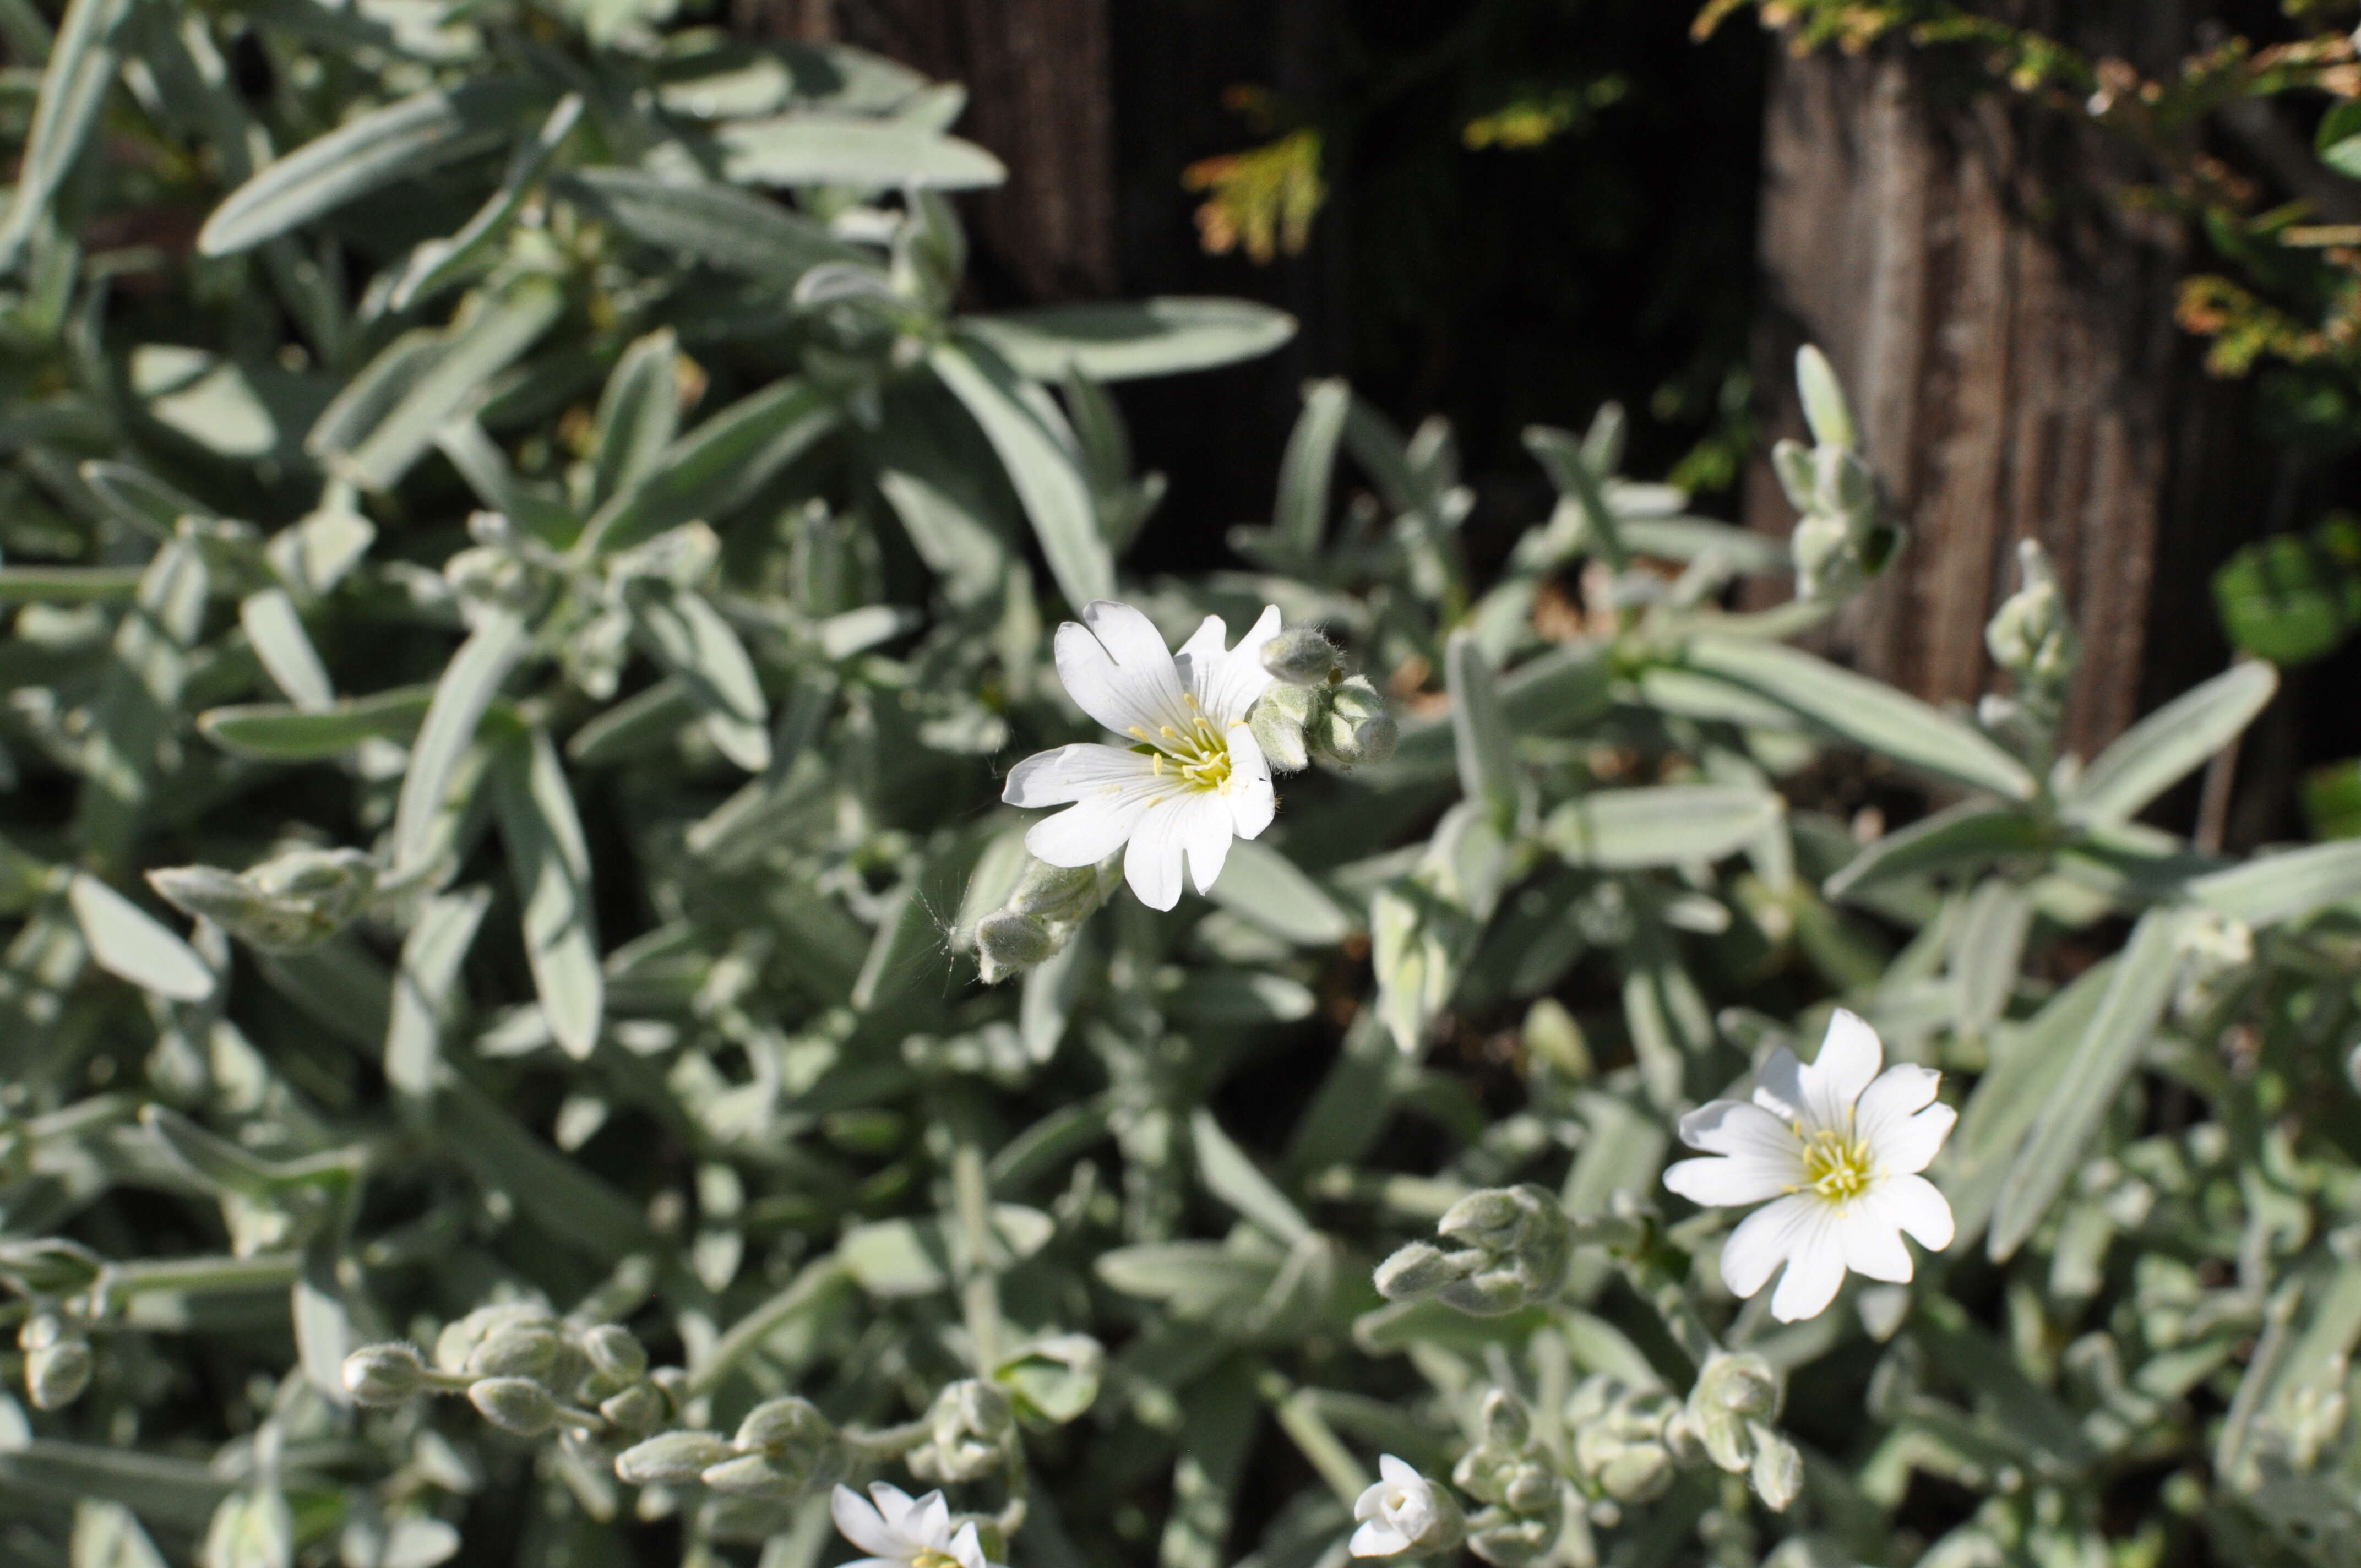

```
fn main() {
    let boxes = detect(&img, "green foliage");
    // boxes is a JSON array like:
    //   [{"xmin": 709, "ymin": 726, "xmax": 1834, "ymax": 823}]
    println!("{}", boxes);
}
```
[{"xmin": 0, "ymin": 6, "xmax": 2357, "ymax": 1568}]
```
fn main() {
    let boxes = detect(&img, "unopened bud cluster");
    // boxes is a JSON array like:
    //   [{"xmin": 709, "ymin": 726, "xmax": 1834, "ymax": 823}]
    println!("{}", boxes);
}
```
[
  {"xmin": 1247, "ymin": 631, "xmax": 1397, "ymax": 774},
  {"xmin": 1667, "ymin": 1354, "xmax": 1800, "ymax": 1513},
  {"xmin": 149, "ymin": 846, "xmax": 377, "ymax": 954},
  {"xmin": 972, "ymin": 854, "xmax": 1124, "ymax": 985},
  {"xmin": 1979, "ymin": 540, "xmax": 2080, "ymax": 741},
  {"xmin": 1374, "ymin": 1185, "xmax": 1571, "ymax": 1316},
  {"xmin": 1450, "ymin": 1391, "xmax": 1563, "ymax": 1567},
  {"xmin": 342, "ymin": 1306, "xmax": 682, "ymax": 1444},
  {"xmin": 19, "ymin": 1311, "xmax": 93, "ymax": 1411},
  {"xmin": 1772, "ymin": 346, "xmax": 1897, "ymax": 602},
  {"xmin": 617, "ymin": 1393, "xmax": 851, "ymax": 1498},
  {"xmin": 907, "ymin": 1378, "xmax": 1017, "ymax": 1483}
]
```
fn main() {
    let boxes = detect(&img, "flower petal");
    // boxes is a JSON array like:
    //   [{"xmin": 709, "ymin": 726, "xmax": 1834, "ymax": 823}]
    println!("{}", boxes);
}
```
[
  {"xmin": 1679, "ymin": 1098, "xmax": 1803, "ymax": 1162},
  {"xmin": 1181, "ymin": 791, "xmax": 1238, "ymax": 894},
  {"xmin": 1124, "ymin": 793, "xmax": 1196, "ymax": 910},
  {"xmin": 868, "ymin": 1482, "xmax": 921, "ymax": 1538},
  {"xmin": 1378, "ymin": 1454, "xmax": 1417, "ymax": 1487},
  {"xmin": 948, "ymin": 1522, "xmax": 988, "ymax": 1568},
  {"xmin": 1056, "ymin": 601, "xmax": 1193, "ymax": 739},
  {"xmin": 1836, "ymin": 1203, "xmax": 1913, "ymax": 1284},
  {"xmin": 1798, "ymin": 1008, "xmax": 1882, "ymax": 1133},
  {"xmin": 1179, "ymin": 605, "xmax": 1281, "ymax": 727},
  {"xmin": 910, "ymin": 1491, "xmax": 953, "ymax": 1551},
  {"xmin": 1026, "ymin": 790, "xmax": 1158, "ymax": 868},
  {"xmin": 1769, "ymin": 1210, "xmax": 1847, "ymax": 1321},
  {"xmin": 1750, "ymin": 1047, "xmax": 1807, "ymax": 1126},
  {"xmin": 1003, "ymin": 743, "xmax": 1157, "ymax": 808},
  {"xmin": 1222, "ymin": 722, "xmax": 1275, "ymax": 840},
  {"xmin": 1719, "ymin": 1192, "xmax": 1819, "ymax": 1300},
  {"xmin": 832, "ymin": 1485, "xmax": 901, "ymax": 1560},
  {"xmin": 1350, "ymin": 1521, "xmax": 1410, "ymax": 1558},
  {"xmin": 1872, "ymin": 1102, "xmax": 1957, "ymax": 1177},
  {"xmin": 1664, "ymin": 1150, "xmax": 1796, "ymax": 1208},
  {"xmin": 1872, "ymin": 1172, "xmax": 1955, "ymax": 1251},
  {"xmin": 1853, "ymin": 1063, "xmax": 1940, "ymax": 1148}
]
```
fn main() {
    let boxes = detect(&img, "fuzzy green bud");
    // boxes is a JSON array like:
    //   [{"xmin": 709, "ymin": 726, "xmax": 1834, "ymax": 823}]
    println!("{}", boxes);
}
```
[
  {"xmin": 467, "ymin": 1323, "xmax": 562, "ymax": 1380},
  {"xmin": 976, "ymin": 910, "xmax": 1058, "ymax": 984},
  {"xmin": 699, "ymin": 1453, "xmax": 804, "ymax": 1496},
  {"xmin": 1373, "ymin": 1241, "xmax": 1468, "ymax": 1302},
  {"xmin": 1261, "ymin": 627, "xmax": 1340, "ymax": 686},
  {"xmin": 580, "ymin": 1324, "xmax": 648, "ymax": 1382},
  {"xmin": 1985, "ymin": 539, "xmax": 2080, "ymax": 690},
  {"xmin": 342, "ymin": 1341, "xmax": 432, "ymax": 1405},
  {"xmin": 1311, "ymin": 677, "xmax": 1396, "ymax": 769},
  {"xmin": 600, "ymin": 1384, "xmax": 667, "ymax": 1432},
  {"xmin": 732, "ymin": 1395, "xmax": 847, "ymax": 1491},
  {"xmin": 434, "ymin": 1303, "xmax": 556, "ymax": 1375},
  {"xmin": 1249, "ymin": 682, "xmax": 1315, "ymax": 774},
  {"xmin": 1466, "ymin": 1511, "xmax": 1555, "ymax": 1568},
  {"xmin": 1007, "ymin": 859, "xmax": 1102, "ymax": 923},
  {"xmin": 468, "ymin": 1376, "xmax": 561, "ymax": 1436},
  {"xmin": 616, "ymin": 1430, "xmax": 736, "ymax": 1485},
  {"xmin": 1747, "ymin": 1421, "xmax": 1803, "ymax": 1512},
  {"xmin": 1429, "ymin": 1184, "xmax": 1571, "ymax": 1314}
]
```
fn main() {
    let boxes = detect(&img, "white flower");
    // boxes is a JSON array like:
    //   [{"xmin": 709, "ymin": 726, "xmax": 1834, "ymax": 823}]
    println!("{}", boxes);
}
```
[
  {"xmin": 1350, "ymin": 1455, "xmax": 1454, "ymax": 1558},
  {"xmin": 831, "ymin": 1482, "xmax": 1001, "ymax": 1568},
  {"xmin": 1002, "ymin": 600, "xmax": 1281, "ymax": 911},
  {"xmin": 1663, "ymin": 1009, "xmax": 1957, "ymax": 1324}
]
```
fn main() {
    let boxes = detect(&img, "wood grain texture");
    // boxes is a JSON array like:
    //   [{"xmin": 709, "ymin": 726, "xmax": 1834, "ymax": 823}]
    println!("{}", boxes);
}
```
[{"xmin": 1744, "ymin": 19, "xmax": 2264, "ymax": 766}]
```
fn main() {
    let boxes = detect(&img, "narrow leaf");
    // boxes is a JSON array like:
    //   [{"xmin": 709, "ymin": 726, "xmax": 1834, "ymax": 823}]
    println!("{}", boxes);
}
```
[
  {"xmin": 715, "ymin": 114, "xmax": 1005, "ymax": 189},
  {"xmin": 200, "ymin": 687, "xmax": 434, "ymax": 760},
  {"xmin": 68, "ymin": 873, "xmax": 216, "ymax": 1002},
  {"xmin": 965, "ymin": 297, "xmax": 1297, "ymax": 383},
  {"xmin": 492, "ymin": 728, "xmax": 601, "ymax": 1060},
  {"xmin": 1446, "ymin": 630, "xmax": 1518, "ymax": 830},
  {"xmin": 0, "ymin": 0, "xmax": 132, "ymax": 268},
  {"xmin": 237, "ymin": 589, "xmax": 333, "ymax": 711},
  {"xmin": 2065, "ymin": 662, "xmax": 2277, "ymax": 827},
  {"xmin": 931, "ymin": 339, "xmax": 1112, "ymax": 609},
  {"xmin": 391, "ymin": 612, "xmax": 528, "ymax": 875},
  {"xmin": 1544, "ymin": 785, "xmax": 1783, "ymax": 869}
]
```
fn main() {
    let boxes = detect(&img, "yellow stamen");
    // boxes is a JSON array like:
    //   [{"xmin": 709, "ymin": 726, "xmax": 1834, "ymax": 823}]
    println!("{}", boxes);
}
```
[{"xmin": 1794, "ymin": 1128, "xmax": 1873, "ymax": 1204}]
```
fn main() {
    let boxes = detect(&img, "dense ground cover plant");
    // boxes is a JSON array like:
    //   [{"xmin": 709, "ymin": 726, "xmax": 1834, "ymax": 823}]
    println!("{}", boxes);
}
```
[{"xmin": 4, "ymin": 4, "xmax": 2361, "ymax": 1568}]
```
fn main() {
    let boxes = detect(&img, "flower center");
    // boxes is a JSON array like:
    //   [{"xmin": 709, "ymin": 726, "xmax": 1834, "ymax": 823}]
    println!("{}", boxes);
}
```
[
  {"xmin": 1134, "ymin": 700, "xmax": 1234, "ymax": 793},
  {"xmin": 1796, "ymin": 1128, "xmax": 1874, "ymax": 1204},
  {"xmin": 912, "ymin": 1550, "xmax": 962, "ymax": 1568}
]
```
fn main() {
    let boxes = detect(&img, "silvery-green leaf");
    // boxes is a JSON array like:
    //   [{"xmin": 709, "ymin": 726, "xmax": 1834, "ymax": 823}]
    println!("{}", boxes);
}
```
[
  {"xmin": 199, "ymin": 686, "xmax": 433, "ymax": 760},
  {"xmin": 0, "ymin": 565, "xmax": 144, "ymax": 602},
  {"xmin": 317, "ymin": 277, "xmax": 565, "ymax": 492},
  {"xmin": 590, "ymin": 328, "xmax": 684, "ymax": 509},
  {"xmin": 931, "ymin": 338, "xmax": 1111, "ymax": 610},
  {"xmin": 1206, "ymin": 839, "xmax": 1351, "ymax": 946},
  {"xmin": 0, "ymin": 1444, "xmax": 228, "ymax": 1530},
  {"xmin": 1094, "ymin": 1243, "xmax": 1279, "ymax": 1317},
  {"xmin": 2186, "ymin": 839, "xmax": 2361, "ymax": 928},
  {"xmin": 140, "ymin": 1106, "xmax": 285, "ymax": 1200},
  {"xmin": 305, "ymin": 331, "xmax": 442, "ymax": 464},
  {"xmin": 1684, "ymin": 631, "xmax": 2035, "ymax": 799},
  {"xmin": 1543, "ymin": 785, "xmax": 1782, "ymax": 869},
  {"xmin": 581, "ymin": 378, "xmax": 836, "ymax": 555},
  {"xmin": 72, "ymin": 1500, "xmax": 168, "ymax": 1568},
  {"xmin": 68, "ymin": 872, "xmax": 216, "ymax": 1002},
  {"xmin": 1988, "ymin": 910, "xmax": 2185, "ymax": 1261},
  {"xmin": 130, "ymin": 346, "xmax": 287, "ymax": 460},
  {"xmin": 0, "ymin": 0, "xmax": 132, "ymax": 269},
  {"xmin": 2063, "ymin": 662, "xmax": 2278, "ymax": 827},
  {"xmin": 1825, "ymin": 797, "xmax": 2050, "ymax": 900},
  {"xmin": 1191, "ymin": 1109, "xmax": 1308, "ymax": 1243},
  {"xmin": 877, "ymin": 466, "xmax": 1008, "ymax": 603},
  {"xmin": 492, "ymin": 728, "xmax": 601, "ymax": 1061},
  {"xmin": 434, "ymin": 1081, "xmax": 647, "ymax": 1260},
  {"xmin": 1269, "ymin": 377, "xmax": 1349, "ymax": 557},
  {"xmin": 391, "ymin": 611, "xmax": 526, "ymax": 875},
  {"xmin": 965, "ymin": 297, "xmax": 1297, "ymax": 386},
  {"xmin": 203, "ymin": 1488, "xmax": 291, "ymax": 1568},
  {"xmin": 199, "ymin": 77, "xmax": 544, "ymax": 255},
  {"xmin": 384, "ymin": 885, "xmax": 491, "ymax": 1102},
  {"xmin": 237, "ymin": 589, "xmax": 333, "ymax": 711},
  {"xmin": 1951, "ymin": 881, "xmax": 2030, "ymax": 1034},
  {"xmin": 840, "ymin": 1207, "xmax": 1054, "ymax": 1297},
  {"xmin": 1619, "ymin": 515, "xmax": 1788, "ymax": 573},
  {"xmin": 1523, "ymin": 423, "xmax": 1626, "ymax": 570},
  {"xmin": 1446, "ymin": 630, "xmax": 1518, "ymax": 830},
  {"xmin": 715, "ymin": 113, "xmax": 1004, "ymax": 189},
  {"xmin": 1371, "ymin": 884, "xmax": 1455, "ymax": 1055},
  {"xmin": 1794, "ymin": 344, "xmax": 1856, "ymax": 451},
  {"xmin": 79, "ymin": 460, "xmax": 200, "ymax": 541},
  {"xmin": 557, "ymin": 167, "xmax": 863, "ymax": 282},
  {"xmin": 388, "ymin": 94, "xmax": 582, "ymax": 311},
  {"xmin": 1379, "ymin": 642, "xmax": 1614, "ymax": 781},
  {"xmin": 628, "ymin": 584, "xmax": 770, "ymax": 771}
]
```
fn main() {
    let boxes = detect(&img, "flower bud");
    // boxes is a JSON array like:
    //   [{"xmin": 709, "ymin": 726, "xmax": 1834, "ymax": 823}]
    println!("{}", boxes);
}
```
[
  {"xmin": 600, "ymin": 1384, "xmax": 667, "ymax": 1432},
  {"xmin": 435, "ymin": 1303, "xmax": 556, "ymax": 1375},
  {"xmin": 20, "ymin": 1315, "xmax": 91, "ymax": 1411},
  {"xmin": 733, "ymin": 1395, "xmax": 847, "ymax": 1491},
  {"xmin": 580, "ymin": 1324, "xmax": 648, "ymax": 1382},
  {"xmin": 976, "ymin": 911, "xmax": 1058, "ymax": 984},
  {"xmin": 994, "ymin": 1333, "xmax": 1105, "ymax": 1425},
  {"xmin": 1261, "ymin": 627, "xmax": 1340, "ymax": 686},
  {"xmin": 1430, "ymin": 1185, "xmax": 1571, "ymax": 1314},
  {"xmin": 1466, "ymin": 1511, "xmax": 1555, "ymax": 1568},
  {"xmin": 1007, "ymin": 859, "xmax": 1102, "ymax": 923},
  {"xmin": 699, "ymin": 1452, "xmax": 804, "ymax": 1496},
  {"xmin": 469, "ymin": 1376, "xmax": 562, "ymax": 1436},
  {"xmin": 1747, "ymin": 1422, "xmax": 1803, "ymax": 1512},
  {"xmin": 342, "ymin": 1342, "xmax": 432, "ymax": 1405},
  {"xmin": 1985, "ymin": 540, "xmax": 2080, "ymax": 690},
  {"xmin": 616, "ymin": 1430, "xmax": 736, "ymax": 1485},
  {"xmin": 1691, "ymin": 1352, "xmax": 1778, "ymax": 1422},
  {"xmin": 1249, "ymin": 682, "xmax": 1315, "ymax": 774},
  {"xmin": 466, "ymin": 1322, "xmax": 562, "ymax": 1380},
  {"xmin": 1312, "ymin": 678, "xmax": 1396, "ymax": 769},
  {"xmin": 1373, "ymin": 1241, "xmax": 1470, "ymax": 1302}
]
